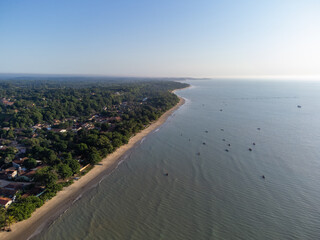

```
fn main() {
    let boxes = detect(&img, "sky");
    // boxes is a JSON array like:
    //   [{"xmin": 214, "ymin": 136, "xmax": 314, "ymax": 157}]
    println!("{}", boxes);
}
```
[{"xmin": 0, "ymin": 0, "xmax": 320, "ymax": 78}]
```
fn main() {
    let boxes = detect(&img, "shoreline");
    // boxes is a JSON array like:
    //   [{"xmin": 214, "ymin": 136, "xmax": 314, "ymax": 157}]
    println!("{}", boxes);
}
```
[{"xmin": 1, "ymin": 95, "xmax": 186, "ymax": 240}]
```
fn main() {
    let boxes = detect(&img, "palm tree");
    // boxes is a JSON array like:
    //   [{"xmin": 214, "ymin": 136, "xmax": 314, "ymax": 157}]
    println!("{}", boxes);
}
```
[{"xmin": 5, "ymin": 216, "xmax": 15, "ymax": 231}]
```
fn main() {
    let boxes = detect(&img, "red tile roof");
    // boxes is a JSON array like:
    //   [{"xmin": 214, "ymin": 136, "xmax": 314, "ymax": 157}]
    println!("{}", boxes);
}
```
[{"xmin": 0, "ymin": 197, "xmax": 11, "ymax": 206}]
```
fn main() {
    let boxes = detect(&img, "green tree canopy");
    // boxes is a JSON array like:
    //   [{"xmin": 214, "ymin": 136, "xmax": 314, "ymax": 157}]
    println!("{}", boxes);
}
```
[
  {"xmin": 57, "ymin": 163, "xmax": 73, "ymax": 179},
  {"xmin": 24, "ymin": 158, "xmax": 37, "ymax": 170},
  {"xmin": 34, "ymin": 166, "xmax": 58, "ymax": 188}
]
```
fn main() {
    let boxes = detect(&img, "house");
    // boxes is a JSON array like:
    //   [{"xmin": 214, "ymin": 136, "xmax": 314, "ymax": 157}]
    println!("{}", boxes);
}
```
[
  {"xmin": 32, "ymin": 123, "xmax": 43, "ymax": 130},
  {"xmin": 82, "ymin": 123, "xmax": 94, "ymax": 130},
  {"xmin": 53, "ymin": 119, "xmax": 61, "ymax": 125},
  {"xmin": 106, "ymin": 116, "xmax": 121, "ymax": 122},
  {"xmin": 4, "ymin": 167, "xmax": 18, "ymax": 180},
  {"xmin": 22, "ymin": 165, "xmax": 45, "ymax": 181},
  {"xmin": 13, "ymin": 157, "xmax": 28, "ymax": 168},
  {"xmin": 72, "ymin": 127, "xmax": 82, "ymax": 132},
  {"xmin": 7, "ymin": 170, "xmax": 17, "ymax": 179},
  {"xmin": 88, "ymin": 115, "xmax": 96, "ymax": 121},
  {"xmin": 0, "ymin": 197, "xmax": 12, "ymax": 208},
  {"xmin": 1, "ymin": 98, "xmax": 14, "ymax": 106},
  {"xmin": 0, "ymin": 167, "xmax": 18, "ymax": 180},
  {"xmin": 12, "ymin": 160, "xmax": 21, "ymax": 169},
  {"xmin": 22, "ymin": 170, "xmax": 36, "ymax": 180},
  {"xmin": 51, "ymin": 129, "xmax": 67, "ymax": 133},
  {"xmin": 0, "ymin": 183, "xmax": 24, "ymax": 198}
]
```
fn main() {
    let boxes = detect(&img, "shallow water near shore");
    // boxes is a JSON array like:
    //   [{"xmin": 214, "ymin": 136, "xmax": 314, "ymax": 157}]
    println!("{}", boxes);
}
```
[{"xmin": 33, "ymin": 79, "xmax": 320, "ymax": 240}]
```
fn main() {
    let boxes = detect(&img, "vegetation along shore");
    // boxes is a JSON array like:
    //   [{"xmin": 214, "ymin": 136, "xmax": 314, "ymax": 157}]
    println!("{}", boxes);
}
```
[{"xmin": 0, "ymin": 78, "xmax": 188, "ymax": 239}]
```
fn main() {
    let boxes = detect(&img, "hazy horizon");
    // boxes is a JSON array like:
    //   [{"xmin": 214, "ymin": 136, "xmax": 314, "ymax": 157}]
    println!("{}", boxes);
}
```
[
  {"xmin": 0, "ymin": 72, "xmax": 320, "ymax": 81},
  {"xmin": 1, "ymin": 0, "xmax": 320, "ymax": 77}
]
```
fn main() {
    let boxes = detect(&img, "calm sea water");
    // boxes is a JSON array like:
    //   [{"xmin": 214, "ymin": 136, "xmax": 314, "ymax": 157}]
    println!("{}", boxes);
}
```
[{"xmin": 33, "ymin": 80, "xmax": 320, "ymax": 240}]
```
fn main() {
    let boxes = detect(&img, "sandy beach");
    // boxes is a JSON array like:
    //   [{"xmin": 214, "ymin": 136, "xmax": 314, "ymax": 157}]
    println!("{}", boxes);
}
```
[{"xmin": 0, "ymin": 95, "xmax": 186, "ymax": 240}]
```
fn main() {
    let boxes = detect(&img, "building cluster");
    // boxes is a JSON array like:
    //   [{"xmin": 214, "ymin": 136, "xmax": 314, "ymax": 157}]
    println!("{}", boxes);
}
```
[
  {"xmin": 0, "ymin": 102, "xmax": 131, "ymax": 209},
  {"xmin": 28, "ymin": 114, "xmax": 122, "ymax": 134},
  {"xmin": 1, "ymin": 98, "xmax": 14, "ymax": 106},
  {"xmin": 0, "ymin": 157, "xmax": 44, "ymax": 208}
]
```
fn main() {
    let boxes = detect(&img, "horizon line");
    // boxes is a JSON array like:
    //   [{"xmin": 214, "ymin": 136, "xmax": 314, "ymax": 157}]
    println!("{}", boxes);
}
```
[{"xmin": 0, "ymin": 72, "xmax": 320, "ymax": 80}]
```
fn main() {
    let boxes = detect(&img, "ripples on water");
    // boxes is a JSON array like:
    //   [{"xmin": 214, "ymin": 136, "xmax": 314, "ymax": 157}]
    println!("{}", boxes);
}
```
[{"xmin": 34, "ymin": 80, "xmax": 320, "ymax": 240}]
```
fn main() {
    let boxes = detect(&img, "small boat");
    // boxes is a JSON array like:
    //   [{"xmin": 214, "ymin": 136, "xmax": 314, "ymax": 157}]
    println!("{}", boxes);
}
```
[
  {"xmin": 220, "ymin": 129, "xmax": 224, "ymax": 131},
  {"xmin": 249, "ymin": 148, "xmax": 252, "ymax": 151},
  {"xmin": 262, "ymin": 175, "xmax": 265, "ymax": 179},
  {"xmin": 257, "ymin": 128, "xmax": 261, "ymax": 130},
  {"xmin": 203, "ymin": 142, "xmax": 206, "ymax": 145},
  {"xmin": 228, "ymin": 144, "xmax": 231, "ymax": 146},
  {"xmin": 164, "ymin": 173, "xmax": 169, "ymax": 176},
  {"xmin": 222, "ymin": 139, "xmax": 226, "ymax": 141},
  {"xmin": 225, "ymin": 149, "xmax": 229, "ymax": 152},
  {"xmin": 253, "ymin": 143, "xmax": 256, "ymax": 146}
]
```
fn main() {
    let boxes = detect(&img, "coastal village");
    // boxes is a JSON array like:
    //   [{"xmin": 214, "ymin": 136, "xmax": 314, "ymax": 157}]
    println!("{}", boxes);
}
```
[
  {"xmin": 0, "ymin": 101, "xmax": 131, "ymax": 210},
  {"xmin": 0, "ymin": 80, "xmax": 186, "ymax": 232},
  {"xmin": 2, "ymin": 94, "xmax": 146, "ymax": 195}
]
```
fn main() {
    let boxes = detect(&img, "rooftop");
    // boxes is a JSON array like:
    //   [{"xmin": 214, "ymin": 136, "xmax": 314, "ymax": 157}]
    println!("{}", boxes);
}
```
[{"xmin": 0, "ymin": 197, "xmax": 12, "ymax": 206}]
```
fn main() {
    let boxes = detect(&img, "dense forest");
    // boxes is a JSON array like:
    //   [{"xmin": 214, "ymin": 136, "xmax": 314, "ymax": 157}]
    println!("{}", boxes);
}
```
[{"xmin": 0, "ymin": 79, "xmax": 188, "ymax": 230}]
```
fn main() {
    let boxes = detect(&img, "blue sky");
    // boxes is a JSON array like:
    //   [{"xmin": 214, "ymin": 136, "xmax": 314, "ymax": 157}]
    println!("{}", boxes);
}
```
[{"xmin": 0, "ymin": 0, "xmax": 320, "ymax": 77}]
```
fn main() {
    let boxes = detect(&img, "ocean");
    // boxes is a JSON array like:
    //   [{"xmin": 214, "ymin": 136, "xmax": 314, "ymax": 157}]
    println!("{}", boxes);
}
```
[{"xmin": 33, "ymin": 79, "xmax": 320, "ymax": 240}]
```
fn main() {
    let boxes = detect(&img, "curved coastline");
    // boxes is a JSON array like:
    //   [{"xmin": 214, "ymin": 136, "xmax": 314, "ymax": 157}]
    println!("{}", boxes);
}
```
[{"xmin": 0, "ymin": 94, "xmax": 186, "ymax": 240}]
